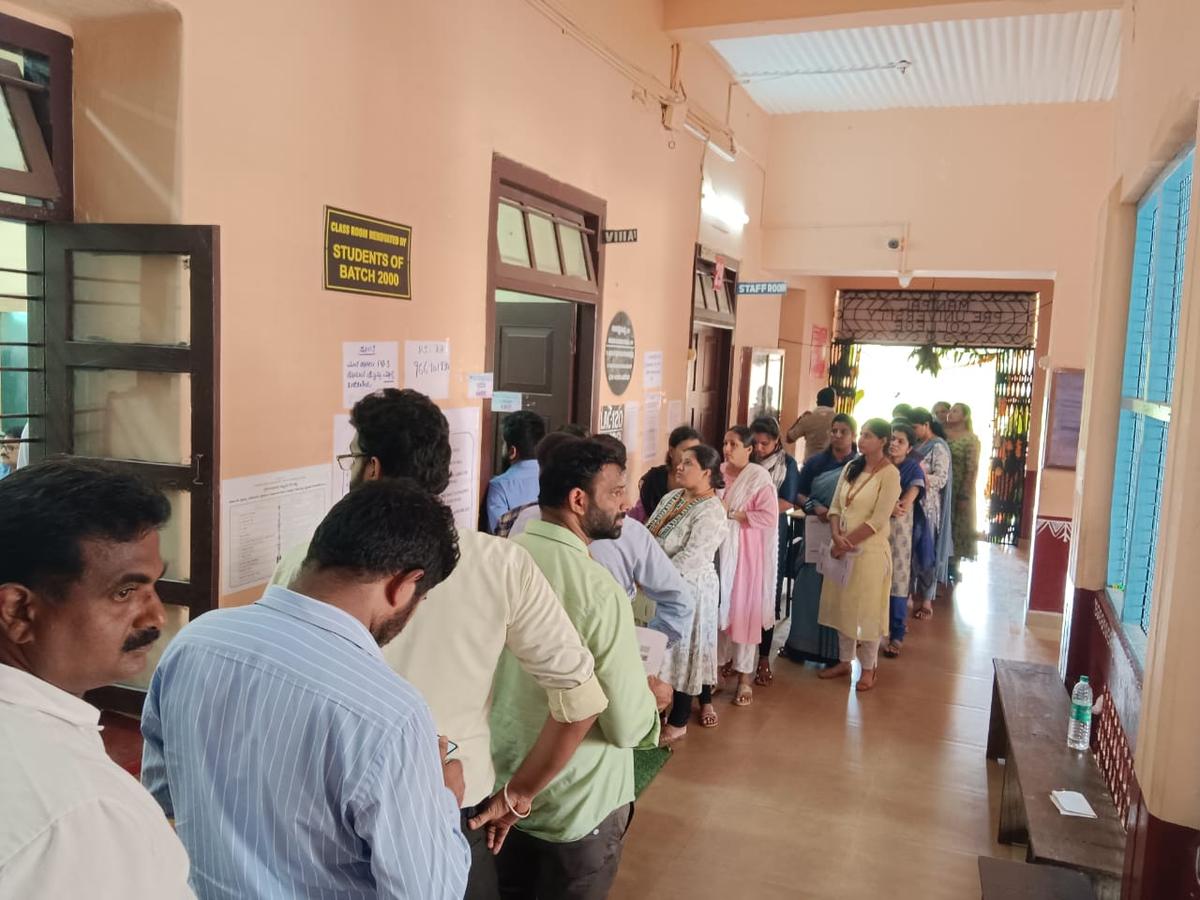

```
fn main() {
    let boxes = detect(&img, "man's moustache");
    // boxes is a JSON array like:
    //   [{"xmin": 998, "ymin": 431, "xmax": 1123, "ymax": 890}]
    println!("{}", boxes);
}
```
[{"xmin": 122, "ymin": 627, "xmax": 161, "ymax": 652}]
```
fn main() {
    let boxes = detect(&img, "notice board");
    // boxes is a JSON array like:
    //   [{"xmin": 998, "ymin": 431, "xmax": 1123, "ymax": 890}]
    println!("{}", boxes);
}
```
[{"xmin": 324, "ymin": 206, "xmax": 412, "ymax": 299}]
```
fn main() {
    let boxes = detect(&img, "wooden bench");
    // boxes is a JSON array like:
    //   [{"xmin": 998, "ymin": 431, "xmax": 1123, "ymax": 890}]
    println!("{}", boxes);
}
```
[
  {"xmin": 986, "ymin": 659, "xmax": 1126, "ymax": 900},
  {"xmin": 978, "ymin": 856, "xmax": 1095, "ymax": 899}
]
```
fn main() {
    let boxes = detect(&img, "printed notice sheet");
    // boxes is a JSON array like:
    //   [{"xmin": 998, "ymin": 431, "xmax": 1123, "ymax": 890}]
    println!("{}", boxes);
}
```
[
  {"xmin": 643, "ymin": 350, "xmax": 663, "ymax": 389},
  {"xmin": 643, "ymin": 393, "xmax": 662, "ymax": 462},
  {"xmin": 442, "ymin": 407, "xmax": 481, "ymax": 529},
  {"xmin": 804, "ymin": 517, "xmax": 832, "ymax": 565},
  {"xmin": 343, "ymin": 341, "xmax": 399, "ymax": 409},
  {"xmin": 667, "ymin": 399, "xmax": 684, "ymax": 430},
  {"xmin": 222, "ymin": 464, "xmax": 331, "ymax": 594}
]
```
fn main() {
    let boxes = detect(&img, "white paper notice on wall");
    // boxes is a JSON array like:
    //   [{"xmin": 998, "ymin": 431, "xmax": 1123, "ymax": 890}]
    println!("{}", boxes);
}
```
[
  {"xmin": 643, "ymin": 350, "xmax": 663, "ymax": 389},
  {"xmin": 492, "ymin": 391, "xmax": 523, "ymax": 413},
  {"xmin": 643, "ymin": 393, "xmax": 662, "ymax": 462},
  {"xmin": 667, "ymin": 399, "xmax": 684, "ymax": 430},
  {"xmin": 442, "ymin": 407, "xmax": 481, "ymax": 530},
  {"xmin": 467, "ymin": 372, "xmax": 494, "ymax": 399},
  {"xmin": 404, "ymin": 339, "xmax": 451, "ymax": 399},
  {"xmin": 623, "ymin": 401, "xmax": 640, "ymax": 455},
  {"xmin": 343, "ymin": 341, "xmax": 399, "ymax": 410},
  {"xmin": 330, "ymin": 414, "xmax": 355, "ymax": 502},
  {"xmin": 222, "ymin": 464, "xmax": 331, "ymax": 595}
]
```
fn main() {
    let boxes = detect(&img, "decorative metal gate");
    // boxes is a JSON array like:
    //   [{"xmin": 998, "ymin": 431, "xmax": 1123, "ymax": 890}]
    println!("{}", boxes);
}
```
[{"xmin": 986, "ymin": 348, "xmax": 1035, "ymax": 544}]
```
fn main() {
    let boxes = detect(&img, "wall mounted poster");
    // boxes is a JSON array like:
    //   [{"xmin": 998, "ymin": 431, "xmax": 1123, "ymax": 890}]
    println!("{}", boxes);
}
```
[
  {"xmin": 599, "ymin": 404, "xmax": 624, "ymax": 438},
  {"xmin": 604, "ymin": 311, "xmax": 635, "ymax": 395},
  {"xmin": 1045, "ymin": 368, "xmax": 1085, "ymax": 470},
  {"xmin": 442, "ymin": 407, "xmax": 481, "ymax": 529},
  {"xmin": 643, "ymin": 393, "xmax": 662, "ymax": 462},
  {"xmin": 404, "ymin": 340, "xmax": 451, "ymax": 400},
  {"xmin": 643, "ymin": 350, "xmax": 663, "ymax": 389},
  {"xmin": 324, "ymin": 206, "xmax": 411, "ymax": 299}
]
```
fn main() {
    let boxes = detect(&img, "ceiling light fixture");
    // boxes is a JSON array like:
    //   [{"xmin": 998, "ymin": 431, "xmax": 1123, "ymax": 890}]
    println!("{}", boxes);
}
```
[
  {"xmin": 701, "ymin": 182, "xmax": 750, "ymax": 232},
  {"xmin": 740, "ymin": 59, "xmax": 912, "ymax": 85}
]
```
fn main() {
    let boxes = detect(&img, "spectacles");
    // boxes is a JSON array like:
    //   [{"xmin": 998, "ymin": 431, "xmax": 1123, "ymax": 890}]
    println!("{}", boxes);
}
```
[{"xmin": 335, "ymin": 453, "xmax": 367, "ymax": 472}]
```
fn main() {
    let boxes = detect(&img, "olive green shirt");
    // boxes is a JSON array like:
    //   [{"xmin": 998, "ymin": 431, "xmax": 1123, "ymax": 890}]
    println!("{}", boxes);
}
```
[{"xmin": 490, "ymin": 520, "xmax": 660, "ymax": 842}]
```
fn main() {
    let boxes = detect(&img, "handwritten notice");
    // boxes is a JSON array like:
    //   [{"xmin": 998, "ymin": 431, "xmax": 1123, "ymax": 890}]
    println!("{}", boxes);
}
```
[
  {"xmin": 442, "ymin": 407, "xmax": 481, "ymax": 529},
  {"xmin": 404, "ymin": 340, "xmax": 451, "ymax": 399},
  {"xmin": 643, "ymin": 350, "xmax": 663, "ymax": 389},
  {"xmin": 667, "ymin": 399, "xmax": 684, "ymax": 430},
  {"xmin": 492, "ymin": 391, "xmax": 523, "ymax": 413},
  {"xmin": 343, "ymin": 341, "xmax": 398, "ymax": 409},
  {"xmin": 330, "ymin": 414, "xmax": 356, "ymax": 502},
  {"xmin": 222, "ymin": 465, "xmax": 331, "ymax": 594},
  {"xmin": 643, "ymin": 393, "xmax": 662, "ymax": 462},
  {"xmin": 467, "ymin": 372, "xmax": 494, "ymax": 399}
]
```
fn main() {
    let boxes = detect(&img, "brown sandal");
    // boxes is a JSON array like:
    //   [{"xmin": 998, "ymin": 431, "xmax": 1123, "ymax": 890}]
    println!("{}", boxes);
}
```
[
  {"xmin": 881, "ymin": 641, "xmax": 902, "ymax": 658},
  {"xmin": 733, "ymin": 684, "xmax": 753, "ymax": 706},
  {"xmin": 754, "ymin": 657, "xmax": 773, "ymax": 687},
  {"xmin": 699, "ymin": 704, "xmax": 719, "ymax": 728},
  {"xmin": 856, "ymin": 667, "xmax": 878, "ymax": 692}
]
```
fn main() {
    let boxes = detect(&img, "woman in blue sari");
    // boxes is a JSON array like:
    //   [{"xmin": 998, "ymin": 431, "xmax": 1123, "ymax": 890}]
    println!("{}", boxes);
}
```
[
  {"xmin": 780, "ymin": 413, "xmax": 858, "ymax": 666},
  {"xmin": 909, "ymin": 408, "xmax": 952, "ymax": 620}
]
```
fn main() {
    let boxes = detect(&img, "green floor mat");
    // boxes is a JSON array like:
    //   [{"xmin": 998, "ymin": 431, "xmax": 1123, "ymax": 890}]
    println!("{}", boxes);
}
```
[{"xmin": 633, "ymin": 746, "xmax": 671, "ymax": 797}]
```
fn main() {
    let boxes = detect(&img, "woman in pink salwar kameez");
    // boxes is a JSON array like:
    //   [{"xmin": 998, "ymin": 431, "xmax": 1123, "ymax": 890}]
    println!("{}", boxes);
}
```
[{"xmin": 717, "ymin": 426, "xmax": 779, "ymax": 707}]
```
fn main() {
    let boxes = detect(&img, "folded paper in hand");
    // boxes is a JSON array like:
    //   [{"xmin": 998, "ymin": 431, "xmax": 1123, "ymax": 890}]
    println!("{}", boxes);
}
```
[
  {"xmin": 804, "ymin": 518, "xmax": 832, "ymax": 565},
  {"xmin": 635, "ymin": 626, "xmax": 668, "ymax": 676},
  {"xmin": 817, "ymin": 544, "xmax": 858, "ymax": 587},
  {"xmin": 1050, "ymin": 790, "xmax": 1097, "ymax": 818}
]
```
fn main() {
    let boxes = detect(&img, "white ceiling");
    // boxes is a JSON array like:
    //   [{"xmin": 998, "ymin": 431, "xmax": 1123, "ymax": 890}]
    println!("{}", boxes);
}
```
[{"xmin": 710, "ymin": 9, "xmax": 1121, "ymax": 113}]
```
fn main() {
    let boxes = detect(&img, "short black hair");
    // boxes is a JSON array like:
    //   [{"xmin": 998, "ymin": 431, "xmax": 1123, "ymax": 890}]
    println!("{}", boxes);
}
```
[
  {"xmin": 668, "ymin": 425, "xmax": 701, "ymax": 448},
  {"xmin": 304, "ymin": 479, "xmax": 459, "ymax": 598},
  {"xmin": 832, "ymin": 412, "xmax": 858, "ymax": 433},
  {"xmin": 817, "ymin": 387, "xmax": 836, "ymax": 407},
  {"xmin": 749, "ymin": 416, "xmax": 781, "ymax": 440},
  {"xmin": 556, "ymin": 423, "xmax": 590, "ymax": 438},
  {"xmin": 502, "ymin": 411, "xmax": 547, "ymax": 461},
  {"xmin": 535, "ymin": 431, "xmax": 580, "ymax": 469},
  {"xmin": 350, "ymin": 389, "xmax": 452, "ymax": 494},
  {"xmin": 539, "ymin": 437, "xmax": 626, "ymax": 509},
  {"xmin": 3, "ymin": 425, "xmax": 22, "ymax": 440},
  {"xmin": 0, "ymin": 458, "xmax": 170, "ymax": 598},
  {"xmin": 590, "ymin": 433, "xmax": 628, "ymax": 468}
]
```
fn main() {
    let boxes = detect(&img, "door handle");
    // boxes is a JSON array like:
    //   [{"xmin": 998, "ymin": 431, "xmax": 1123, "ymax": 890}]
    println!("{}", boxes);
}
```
[{"xmin": 192, "ymin": 452, "xmax": 205, "ymax": 486}]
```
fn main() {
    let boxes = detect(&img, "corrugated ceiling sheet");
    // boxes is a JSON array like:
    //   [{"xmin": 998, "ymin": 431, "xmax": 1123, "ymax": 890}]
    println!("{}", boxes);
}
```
[{"xmin": 711, "ymin": 10, "xmax": 1121, "ymax": 113}]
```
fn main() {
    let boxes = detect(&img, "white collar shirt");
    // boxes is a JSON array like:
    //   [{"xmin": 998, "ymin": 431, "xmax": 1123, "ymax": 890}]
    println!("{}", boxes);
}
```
[{"xmin": 0, "ymin": 663, "xmax": 194, "ymax": 899}]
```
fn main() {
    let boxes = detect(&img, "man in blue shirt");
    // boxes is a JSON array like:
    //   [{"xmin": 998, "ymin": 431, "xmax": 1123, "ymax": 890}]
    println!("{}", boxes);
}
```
[
  {"xmin": 486, "ymin": 410, "xmax": 546, "ymax": 532},
  {"xmin": 142, "ymin": 481, "xmax": 471, "ymax": 899}
]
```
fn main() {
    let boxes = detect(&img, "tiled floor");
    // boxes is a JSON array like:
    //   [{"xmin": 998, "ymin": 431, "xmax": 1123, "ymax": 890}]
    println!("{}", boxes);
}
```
[{"xmin": 613, "ymin": 543, "xmax": 1058, "ymax": 899}]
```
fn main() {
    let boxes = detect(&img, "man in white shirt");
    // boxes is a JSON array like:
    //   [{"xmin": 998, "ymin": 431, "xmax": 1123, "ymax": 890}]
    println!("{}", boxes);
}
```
[
  {"xmin": 0, "ymin": 459, "xmax": 194, "ymax": 898},
  {"xmin": 271, "ymin": 389, "xmax": 609, "ymax": 898}
]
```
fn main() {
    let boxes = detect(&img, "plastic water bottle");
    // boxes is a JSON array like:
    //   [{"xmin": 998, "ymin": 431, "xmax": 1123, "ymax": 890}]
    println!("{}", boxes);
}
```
[{"xmin": 1067, "ymin": 676, "xmax": 1093, "ymax": 751}]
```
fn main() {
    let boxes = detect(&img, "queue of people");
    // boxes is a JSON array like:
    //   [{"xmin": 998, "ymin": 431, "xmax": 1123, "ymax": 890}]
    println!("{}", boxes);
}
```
[{"xmin": 0, "ymin": 385, "xmax": 982, "ymax": 899}]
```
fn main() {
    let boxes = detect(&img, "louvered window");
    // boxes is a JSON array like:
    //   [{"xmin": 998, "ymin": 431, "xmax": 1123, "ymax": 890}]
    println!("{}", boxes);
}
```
[{"xmin": 1106, "ymin": 147, "xmax": 1193, "ymax": 636}]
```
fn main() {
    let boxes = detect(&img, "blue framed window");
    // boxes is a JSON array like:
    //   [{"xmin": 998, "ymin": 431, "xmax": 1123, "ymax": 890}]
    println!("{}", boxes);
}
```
[{"xmin": 1107, "ymin": 147, "xmax": 1194, "ymax": 637}]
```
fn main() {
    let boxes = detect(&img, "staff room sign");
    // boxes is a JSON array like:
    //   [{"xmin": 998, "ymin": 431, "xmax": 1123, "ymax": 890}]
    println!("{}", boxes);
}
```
[{"xmin": 324, "ymin": 206, "xmax": 412, "ymax": 299}]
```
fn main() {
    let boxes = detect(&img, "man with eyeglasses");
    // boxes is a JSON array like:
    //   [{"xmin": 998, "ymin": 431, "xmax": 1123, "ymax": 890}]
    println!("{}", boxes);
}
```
[{"xmin": 275, "ymin": 389, "xmax": 608, "ymax": 899}]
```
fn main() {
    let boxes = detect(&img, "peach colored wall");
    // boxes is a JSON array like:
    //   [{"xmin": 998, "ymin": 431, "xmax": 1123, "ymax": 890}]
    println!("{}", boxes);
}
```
[
  {"xmin": 55, "ymin": 0, "xmax": 765, "ymax": 604},
  {"xmin": 778, "ymin": 276, "xmax": 834, "ymax": 439},
  {"xmin": 762, "ymin": 104, "xmax": 1115, "ymax": 518}
]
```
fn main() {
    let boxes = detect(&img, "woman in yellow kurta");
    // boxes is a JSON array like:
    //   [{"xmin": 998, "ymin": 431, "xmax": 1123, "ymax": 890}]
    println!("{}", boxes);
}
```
[{"xmin": 818, "ymin": 419, "xmax": 902, "ymax": 692}]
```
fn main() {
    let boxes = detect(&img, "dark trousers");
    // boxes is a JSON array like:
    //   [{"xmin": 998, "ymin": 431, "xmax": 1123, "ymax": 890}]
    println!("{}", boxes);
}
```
[
  {"xmin": 667, "ymin": 685, "xmax": 714, "ymax": 728},
  {"xmin": 889, "ymin": 595, "xmax": 907, "ymax": 643},
  {"xmin": 463, "ymin": 805, "xmax": 500, "ymax": 900},
  {"xmin": 496, "ymin": 803, "xmax": 633, "ymax": 900},
  {"xmin": 759, "ymin": 626, "xmax": 775, "ymax": 658}
]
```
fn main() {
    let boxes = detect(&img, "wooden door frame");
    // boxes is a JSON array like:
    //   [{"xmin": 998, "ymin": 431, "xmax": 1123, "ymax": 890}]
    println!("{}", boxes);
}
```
[
  {"xmin": 481, "ymin": 155, "xmax": 606, "ymax": 505},
  {"xmin": 686, "ymin": 244, "xmax": 738, "ymax": 437}
]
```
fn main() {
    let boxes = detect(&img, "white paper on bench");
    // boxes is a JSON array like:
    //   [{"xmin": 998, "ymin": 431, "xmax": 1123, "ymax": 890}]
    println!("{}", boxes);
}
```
[{"xmin": 1050, "ymin": 790, "xmax": 1098, "ymax": 818}]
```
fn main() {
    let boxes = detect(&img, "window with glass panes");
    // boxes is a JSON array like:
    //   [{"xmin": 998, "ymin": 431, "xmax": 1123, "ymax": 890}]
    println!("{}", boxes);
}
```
[{"xmin": 1106, "ymin": 146, "xmax": 1194, "ymax": 637}]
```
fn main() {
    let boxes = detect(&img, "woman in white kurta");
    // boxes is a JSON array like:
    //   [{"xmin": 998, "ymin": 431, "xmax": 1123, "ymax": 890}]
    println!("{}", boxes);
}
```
[
  {"xmin": 648, "ymin": 444, "xmax": 728, "ymax": 744},
  {"xmin": 818, "ymin": 419, "xmax": 902, "ymax": 692}
]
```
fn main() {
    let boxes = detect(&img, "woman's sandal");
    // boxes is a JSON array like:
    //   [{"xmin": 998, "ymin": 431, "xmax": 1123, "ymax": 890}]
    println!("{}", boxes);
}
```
[
  {"xmin": 733, "ymin": 684, "xmax": 753, "ymax": 707},
  {"xmin": 856, "ymin": 667, "xmax": 878, "ymax": 692},
  {"xmin": 699, "ymin": 704, "xmax": 719, "ymax": 728},
  {"xmin": 659, "ymin": 724, "xmax": 687, "ymax": 747},
  {"xmin": 881, "ymin": 641, "xmax": 903, "ymax": 658},
  {"xmin": 754, "ymin": 658, "xmax": 773, "ymax": 687},
  {"xmin": 817, "ymin": 661, "xmax": 852, "ymax": 680},
  {"xmin": 913, "ymin": 605, "xmax": 933, "ymax": 620}
]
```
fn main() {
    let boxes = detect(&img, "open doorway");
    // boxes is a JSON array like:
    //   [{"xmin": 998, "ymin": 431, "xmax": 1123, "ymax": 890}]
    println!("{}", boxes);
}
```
[{"xmin": 854, "ymin": 344, "xmax": 997, "ymax": 537}]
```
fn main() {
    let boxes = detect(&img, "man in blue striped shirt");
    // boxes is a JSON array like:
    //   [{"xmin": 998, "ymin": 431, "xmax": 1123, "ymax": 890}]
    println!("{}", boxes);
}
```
[{"xmin": 142, "ymin": 480, "xmax": 471, "ymax": 899}]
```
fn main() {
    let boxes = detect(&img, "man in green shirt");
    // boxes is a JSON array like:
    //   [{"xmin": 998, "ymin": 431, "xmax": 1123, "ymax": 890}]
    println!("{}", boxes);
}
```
[{"xmin": 490, "ymin": 437, "xmax": 671, "ymax": 899}]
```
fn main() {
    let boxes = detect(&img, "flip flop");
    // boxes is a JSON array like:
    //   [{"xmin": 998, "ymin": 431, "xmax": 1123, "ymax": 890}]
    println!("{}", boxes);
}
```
[
  {"xmin": 733, "ymin": 685, "xmax": 753, "ymax": 707},
  {"xmin": 699, "ymin": 705, "xmax": 719, "ymax": 728},
  {"xmin": 754, "ymin": 659, "xmax": 773, "ymax": 687},
  {"xmin": 913, "ymin": 607, "xmax": 933, "ymax": 620}
]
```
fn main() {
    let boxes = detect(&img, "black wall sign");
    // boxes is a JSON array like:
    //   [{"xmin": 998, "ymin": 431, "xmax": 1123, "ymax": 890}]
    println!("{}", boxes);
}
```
[
  {"xmin": 604, "ymin": 311, "xmax": 635, "ymax": 396},
  {"xmin": 603, "ymin": 228, "xmax": 638, "ymax": 244},
  {"xmin": 324, "ymin": 206, "xmax": 412, "ymax": 299}
]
